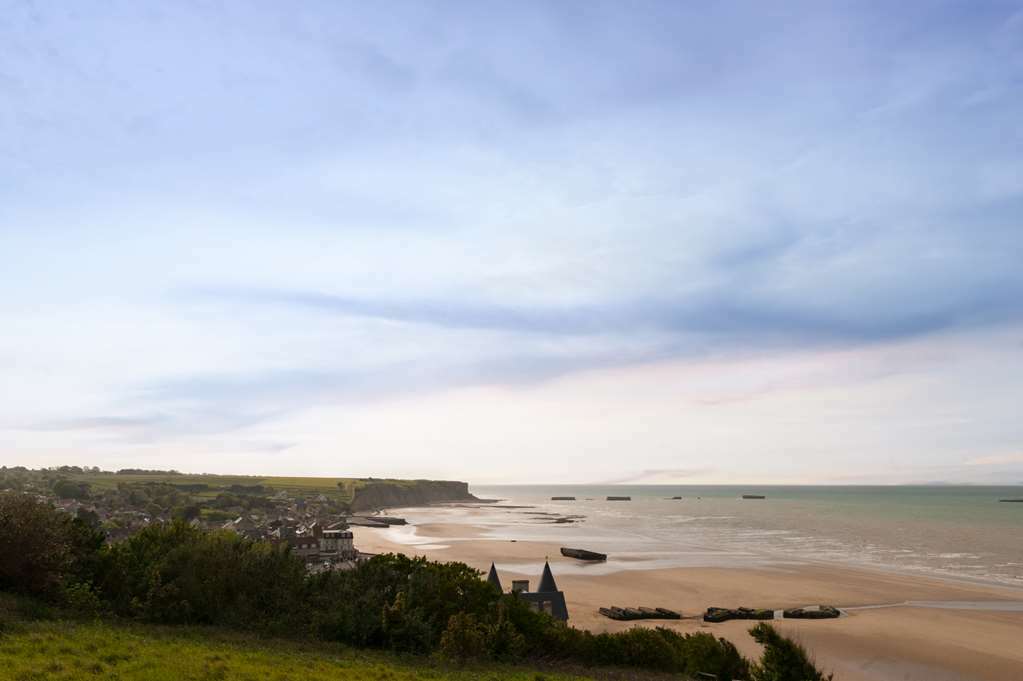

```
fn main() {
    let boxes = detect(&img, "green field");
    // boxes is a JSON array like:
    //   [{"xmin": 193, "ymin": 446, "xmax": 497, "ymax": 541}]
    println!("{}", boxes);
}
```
[
  {"xmin": 64, "ymin": 472, "xmax": 423, "ymax": 504},
  {"xmin": 0, "ymin": 620, "xmax": 595, "ymax": 681}
]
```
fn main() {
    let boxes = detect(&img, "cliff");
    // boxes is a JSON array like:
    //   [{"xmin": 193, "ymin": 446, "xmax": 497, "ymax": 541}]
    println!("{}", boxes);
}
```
[{"xmin": 349, "ymin": 479, "xmax": 477, "ymax": 512}]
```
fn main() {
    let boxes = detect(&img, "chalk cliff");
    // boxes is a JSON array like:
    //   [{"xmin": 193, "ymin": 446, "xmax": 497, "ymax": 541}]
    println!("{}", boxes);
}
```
[{"xmin": 349, "ymin": 480, "xmax": 477, "ymax": 512}]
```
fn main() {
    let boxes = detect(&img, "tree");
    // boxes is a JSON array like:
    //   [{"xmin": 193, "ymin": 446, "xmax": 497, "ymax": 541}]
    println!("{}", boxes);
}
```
[
  {"xmin": 52, "ymin": 479, "xmax": 90, "ymax": 500},
  {"xmin": 173, "ymin": 504, "xmax": 202, "ymax": 522},
  {"xmin": 439, "ymin": 612, "xmax": 489, "ymax": 663},
  {"xmin": 0, "ymin": 494, "xmax": 104, "ymax": 598}
]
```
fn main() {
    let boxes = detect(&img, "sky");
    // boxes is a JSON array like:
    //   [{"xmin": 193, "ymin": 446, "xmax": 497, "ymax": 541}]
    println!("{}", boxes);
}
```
[{"xmin": 1, "ymin": 1, "xmax": 1022, "ymax": 484}]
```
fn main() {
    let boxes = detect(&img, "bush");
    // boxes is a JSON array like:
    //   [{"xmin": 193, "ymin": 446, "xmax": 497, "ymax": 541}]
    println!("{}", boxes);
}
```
[
  {"xmin": 486, "ymin": 600, "xmax": 527, "ymax": 660},
  {"xmin": 749, "ymin": 623, "xmax": 832, "ymax": 681},
  {"xmin": 61, "ymin": 581, "xmax": 106, "ymax": 617},
  {"xmin": 0, "ymin": 591, "xmax": 55, "ymax": 622},
  {"xmin": 439, "ymin": 612, "xmax": 489, "ymax": 663},
  {"xmin": 98, "ymin": 521, "xmax": 308, "ymax": 634},
  {"xmin": 682, "ymin": 630, "xmax": 747, "ymax": 680},
  {"xmin": 438, "ymin": 602, "xmax": 526, "ymax": 664},
  {"xmin": 310, "ymin": 553, "xmax": 499, "ymax": 652},
  {"xmin": 52, "ymin": 479, "xmax": 91, "ymax": 500},
  {"xmin": 0, "ymin": 495, "xmax": 104, "ymax": 598}
]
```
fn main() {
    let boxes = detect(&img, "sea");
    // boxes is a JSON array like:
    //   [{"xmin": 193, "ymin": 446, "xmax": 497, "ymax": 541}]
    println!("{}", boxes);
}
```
[{"xmin": 403, "ymin": 485, "xmax": 1023, "ymax": 588}]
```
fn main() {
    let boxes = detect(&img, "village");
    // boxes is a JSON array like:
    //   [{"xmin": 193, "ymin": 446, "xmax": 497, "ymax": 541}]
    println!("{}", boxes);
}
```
[{"xmin": 0, "ymin": 466, "xmax": 377, "ymax": 572}]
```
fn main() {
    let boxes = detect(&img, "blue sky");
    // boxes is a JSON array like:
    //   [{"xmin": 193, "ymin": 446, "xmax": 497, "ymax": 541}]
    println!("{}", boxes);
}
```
[{"xmin": 2, "ymin": 1, "xmax": 1022, "ymax": 483}]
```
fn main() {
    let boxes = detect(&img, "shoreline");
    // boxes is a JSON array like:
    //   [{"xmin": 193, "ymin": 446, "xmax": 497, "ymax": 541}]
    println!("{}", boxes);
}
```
[
  {"xmin": 353, "ymin": 504, "xmax": 1023, "ymax": 681},
  {"xmin": 363, "ymin": 499, "xmax": 1023, "ymax": 592}
]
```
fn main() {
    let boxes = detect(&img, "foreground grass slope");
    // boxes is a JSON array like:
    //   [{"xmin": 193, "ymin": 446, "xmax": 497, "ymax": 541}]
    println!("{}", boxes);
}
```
[{"xmin": 0, "ymin": 620, "xmax": 594, "ymax": 681}]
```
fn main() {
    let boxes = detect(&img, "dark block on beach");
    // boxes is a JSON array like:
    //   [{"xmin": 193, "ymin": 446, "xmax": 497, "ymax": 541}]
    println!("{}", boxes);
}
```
[
  {"xmin": 704, "ymin": 606, "xmax": 774, "ymax": 622},
  {"xmin": 601, "ymin": 605, "xmax": 681, "ymax": 621},
  {"xmin": 737, "ymin": 607, "xmax": 774, "ymax": 620},
  {"xmin": 561, "ymin": 547, "xmax": 607, "ymax": 561},
  {"xmin": 606, "ymin": 496, "xmax": 631, "ymax": 501},
  {"xmin": 703, "ymin": 607, "xmax": 734, "ymax": 623},
  {"xmin": 784, "ymin": 605, "xmax": 841, "ymax": 619},
  {"xmin": 551, "ymin": 496, "xmax": 576, "ymax": 500}
]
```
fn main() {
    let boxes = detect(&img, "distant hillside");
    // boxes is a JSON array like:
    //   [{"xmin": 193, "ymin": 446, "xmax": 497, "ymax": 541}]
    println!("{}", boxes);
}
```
[{"xmin": 10, "ymin": 468, "xmax": 476, "ymax": 508}]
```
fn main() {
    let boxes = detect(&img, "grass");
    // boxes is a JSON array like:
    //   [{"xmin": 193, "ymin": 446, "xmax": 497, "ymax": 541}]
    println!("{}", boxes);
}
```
[
  {"xmin": 0, "ymin": 619, "xmax": 595, "ymax": 681},
  {"xmin": 66, "ymin": 473, "xmax": 427, "ymax": 504}
]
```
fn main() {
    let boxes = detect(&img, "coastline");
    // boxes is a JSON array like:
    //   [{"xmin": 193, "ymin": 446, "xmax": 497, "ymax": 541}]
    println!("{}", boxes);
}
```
[{"xmin": 353, "ymin": 504, "xmax": 1023, "ymax": 681}]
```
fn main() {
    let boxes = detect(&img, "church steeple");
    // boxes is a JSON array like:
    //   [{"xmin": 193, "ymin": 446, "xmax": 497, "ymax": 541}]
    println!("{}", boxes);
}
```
[
  {"xmin": 537, "ymin": 560, "xmax": 558, "ymax": 593},
  {"xmin": 487, "ymin": 562, "xmax": 503, "ymax": 591}
]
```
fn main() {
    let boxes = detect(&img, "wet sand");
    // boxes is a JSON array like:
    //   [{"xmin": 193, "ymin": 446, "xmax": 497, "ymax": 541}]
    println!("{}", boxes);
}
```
[{"xmin": 353, "ymin": 518, "xmax": 1023, "ymax": 681}]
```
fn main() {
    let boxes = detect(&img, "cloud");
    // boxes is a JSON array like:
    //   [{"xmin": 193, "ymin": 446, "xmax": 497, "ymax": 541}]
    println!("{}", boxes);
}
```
[
  {"xmin": 24, "ymin": 416, "xmax": 165, "ymax": 432},
  {"xmin": 190, "ymin": 278, "xmax": 1023, "ymax": 349}
]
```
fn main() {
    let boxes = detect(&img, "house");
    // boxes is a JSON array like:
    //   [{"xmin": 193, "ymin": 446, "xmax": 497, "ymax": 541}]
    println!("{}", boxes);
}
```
[
  {"xmin": 289, "ymin": 535, "xmax": 321, "ymax": 562},
  {"xmin": 320, "ymin": 528, "xmax": 356, "ymax": 560},
  {"xmin": 222, "ymin": 515, "xmax": 262, "ymax": 540},
  {"xmin": 222, "ymin": 516, "xmax": 256, "ymax": 533},
  {"xmin": 486, "ymin": 561, "xmax": 568, "ymax": 622}
]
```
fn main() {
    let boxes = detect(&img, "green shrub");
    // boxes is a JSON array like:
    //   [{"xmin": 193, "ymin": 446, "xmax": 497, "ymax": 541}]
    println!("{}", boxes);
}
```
[
  {"xmin": 310, "ymin": 553, "xmax": 500, "ymax": 652},
  {"xmin": 0, "ymin": 592, "xmax": 54, "ymax": 623},
  {"xmin": 98, "ymin": 521, "xmax": 308, "ymax": 634},
  {"xmin": 0, "ymin": 494, "xmax": 104, "ymax": 599},
  {"xmin": 486, "ymin": 600, "xmax": 527, "ymax": 660},
  {"xmin": 61, "ymin": 581, "xmax": 106, "ymax": 617},
  {"xmin": 749, "ymin": 623, "xmax": 832, "ymax": 681},
  {"xmin": 439, "ymin": 612, "xmax": 489, "ymax": 663},
  {"xmin": 682, "ymin": 630, "xmax": 747, "ymax": 680}
]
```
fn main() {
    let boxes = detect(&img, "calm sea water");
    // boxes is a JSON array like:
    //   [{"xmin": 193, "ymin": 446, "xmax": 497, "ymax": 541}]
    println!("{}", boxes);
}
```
[{"xmin": 461, "ymin": 485, "xmax": 1023, "ymax": 587}]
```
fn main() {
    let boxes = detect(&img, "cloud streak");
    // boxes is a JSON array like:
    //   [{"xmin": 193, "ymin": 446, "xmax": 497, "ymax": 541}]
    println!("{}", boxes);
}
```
[{"xmin": 192, "ymin": 279, "xmax": 1023, "ymax": 348}]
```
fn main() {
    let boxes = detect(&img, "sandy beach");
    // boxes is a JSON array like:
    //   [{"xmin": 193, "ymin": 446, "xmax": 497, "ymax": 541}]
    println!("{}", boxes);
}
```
[{"xmin": 353, "ymin": 508, "xmax": 1023, "ymax": 681}]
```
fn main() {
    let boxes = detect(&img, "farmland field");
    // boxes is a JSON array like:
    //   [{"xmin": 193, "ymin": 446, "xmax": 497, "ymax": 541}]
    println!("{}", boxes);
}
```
[{"xmin": 63, "ymin": 472, "xmax": 424, "ymax": 503}]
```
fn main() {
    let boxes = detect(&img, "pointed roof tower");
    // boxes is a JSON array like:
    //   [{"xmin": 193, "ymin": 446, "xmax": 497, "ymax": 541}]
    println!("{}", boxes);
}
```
[
  {"xmin": 487, "ymin": 562, "xmax": 503, "ymax": 591},
  {"xmin": 537, "ymin": 560, "xmax": 559, "ymax": 593}
]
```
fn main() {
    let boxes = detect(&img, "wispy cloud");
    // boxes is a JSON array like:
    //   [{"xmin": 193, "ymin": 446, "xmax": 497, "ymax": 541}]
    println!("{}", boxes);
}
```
[
  {"xmin": 190, "ymin": 279, "xmax": 1023, "ymax": 347},
  {"xmin": 24, "ymin": 416, "xmax": 165, "ymax": 432}
]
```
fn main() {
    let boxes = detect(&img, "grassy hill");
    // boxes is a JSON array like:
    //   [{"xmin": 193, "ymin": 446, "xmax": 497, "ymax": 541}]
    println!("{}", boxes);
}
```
[
  {"xmin": 0, "ymin": 619, "xmax": 598, "ymax": 681},
  {"xmin": 52, "ymin": 470, "xmax": 455, "ymax": 506}
]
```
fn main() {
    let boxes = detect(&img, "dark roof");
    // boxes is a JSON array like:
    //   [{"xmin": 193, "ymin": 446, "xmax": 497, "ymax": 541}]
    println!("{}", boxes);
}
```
[
  {"xmin": 537, "ymin": 560, "xmax": 558, "ymax": 593},
  {"xmin": 487, "ymin": 562, "xmax": 503, "ymax": 591}
]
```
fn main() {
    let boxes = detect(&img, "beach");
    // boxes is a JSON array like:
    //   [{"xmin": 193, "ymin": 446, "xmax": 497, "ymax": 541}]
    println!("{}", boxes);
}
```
[{"xmin": 352, "ymin": 495, "xmax": 1023, "ymax": 681}]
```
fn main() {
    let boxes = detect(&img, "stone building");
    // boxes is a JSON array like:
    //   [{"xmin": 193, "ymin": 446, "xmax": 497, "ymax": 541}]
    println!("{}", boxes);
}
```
[
  {"xmin": 486, "ymin": 560, "xmax": 568, "ymax": 622},
  {"xmin": 289, "ymin": 534, "xmax": 321, "ymax": 561},
  {"xmin": 320, "ymin": 528, "xmax": 356, "ymax": 560}
]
